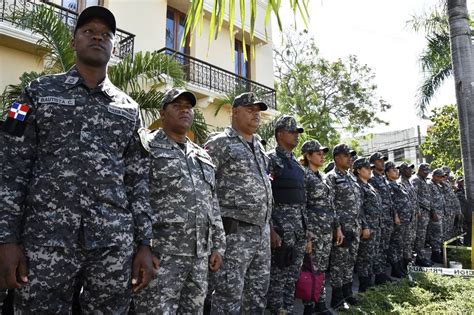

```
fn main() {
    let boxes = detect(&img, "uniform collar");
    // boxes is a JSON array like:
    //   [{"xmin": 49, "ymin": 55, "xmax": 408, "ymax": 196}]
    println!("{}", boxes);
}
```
[
  {"xmin": 64, "ymin": 66, "xmax": 117, "ymax": 100},
  {"xmin": 276, "ymin": 145, "xmax": 294, "ymax": 160}
]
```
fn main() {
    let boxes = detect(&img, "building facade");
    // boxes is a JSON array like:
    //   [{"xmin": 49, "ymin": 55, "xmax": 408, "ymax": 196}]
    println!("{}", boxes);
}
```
[
  {"xmin": 357, "ymin": 126, "xmax": 426, "ymax": 165},
  {"xmin": 0, "ymin": 0, "xmax": 277, "ymax": 129}
]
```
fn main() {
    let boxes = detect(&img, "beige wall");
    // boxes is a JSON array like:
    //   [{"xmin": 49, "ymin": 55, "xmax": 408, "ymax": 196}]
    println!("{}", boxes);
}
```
[{"xmin": 0, "ymin": 45, "xmax": 43, "ymax": 90}]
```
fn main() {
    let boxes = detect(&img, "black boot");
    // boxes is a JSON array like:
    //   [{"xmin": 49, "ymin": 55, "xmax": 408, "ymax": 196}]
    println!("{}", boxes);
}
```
[
  {"xmin": 358, "ymin": 276, "xmax": 370, "ymax": 293},
  {"xmin": 399, "ymin": 260, "xmax": 407, "ymax": 277},
  {"xmin": 391, "ymin": 261, "xmax": 404, "ymax": 278},
  {"xmin": 374, "ymin": 273, "xmax": 392, "ymax": 285},
  {"xmin": 415, "ymin": 255, "xmax": 433, "ymax": 267},
  {"xmin": 342, "ymin": 282, "xmax": 359, "ymax": 305},
  {"xmin": 303, "ymin": 303, "xmax": 315, "ymax": 315},
  {"xmin": 331, "ymin": 286, "xmax": 349, "ymax": 310},
  {"xmin": 431, "ymin": 251, "xmax": 443, "ymax": 264},
  {"xmin": 314, "ymin": 299, "xmax": 331, "ymax": 315}
]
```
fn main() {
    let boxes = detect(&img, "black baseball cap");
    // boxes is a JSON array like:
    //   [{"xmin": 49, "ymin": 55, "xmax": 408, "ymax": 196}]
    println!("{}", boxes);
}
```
[{"xmin": 75, "ymin": 6, "xmax": 116, "ymax": 35}]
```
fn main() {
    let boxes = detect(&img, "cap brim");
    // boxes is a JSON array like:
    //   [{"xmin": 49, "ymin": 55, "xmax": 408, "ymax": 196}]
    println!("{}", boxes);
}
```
[
  {"xmin": 321, "ymin": 147, "xmax": 329, "ymax": 153},
  {"xmin": 382, "ymin": 156, "xmax": 388, "ymax": 161},
  {"xmin": 237, "ymin": 101, "xmax": 268, "ymax": 111},
  {"xmin": 75, "ymin": 6, "xmax": 116, "ymax": 34},
  {"xmin": 296, "ymin": 127, "xmax": 304, "ymax": 133},
  {"xmin": 350, "ymin": 150, "xmax": 357, "ymax": 157}
]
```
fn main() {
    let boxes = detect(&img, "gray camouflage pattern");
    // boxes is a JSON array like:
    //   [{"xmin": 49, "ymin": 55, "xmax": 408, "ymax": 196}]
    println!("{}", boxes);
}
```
[
  {"xmin": 266, "ymin": 147, "xmax": 306, "ymax": 313},
  {"xmin": 369, "ymin": 171, "xmax": 394, "ymax": 266},
  {"xmin": 15, "ymin": 244, "xmax": 133, "ymax": 314},
  {"xmin": 134, "ymin": 129, "xmax": 225, "ymax": 313},
  {"xmin": 205, "ymin": 127, "xmax": 272, "ymax": 313},
  {"xmin": 356, "ymin": 180, "xmax": 384, "ymax": 277},
  {"xmin": 440, "ymin": 181, "xmax": 462, "ymax": 240},
  {"xmin": 304, "ymin": 168, "xmax": 337, "ymax": 272},
  {"xmin": 428, "ymin": 180, "xmax": 446, "ymax": 252},
  {"xmin": 0, "ymin": 67, "xmax": 152, "ymax": 248},
  {"xmin": 134, "ymin": 254, "xmax": 208, "ymax": 314},
  {"xmin": 399, "ymin": 176, "xmax": 418, "ymax": 260},
  {"xmin": 412, "ymin": 174, "xmax": 432, "ymax": 259},
  {"xmin": 0, "ymin": 67, "xmax": 152, "ymax": 312},
  {"xmin": 325, "ymin": 168, "xmax": 362, "ymax": 288},
  {"xmin": 210, "ymin": 224, "xmax": 271, "ymax": 314}
]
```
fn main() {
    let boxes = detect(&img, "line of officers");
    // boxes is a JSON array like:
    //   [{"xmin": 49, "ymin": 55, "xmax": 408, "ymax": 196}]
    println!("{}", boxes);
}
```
[{"xmin": 0, "ymin": 86, "xmax": 470, "ymax": 315}]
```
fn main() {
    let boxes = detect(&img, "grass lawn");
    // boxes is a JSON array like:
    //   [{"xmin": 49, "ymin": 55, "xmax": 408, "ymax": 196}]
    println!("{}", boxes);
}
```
[{"xmin": 341, "ymin": 272, "xmax": 474, "ymax": 314}]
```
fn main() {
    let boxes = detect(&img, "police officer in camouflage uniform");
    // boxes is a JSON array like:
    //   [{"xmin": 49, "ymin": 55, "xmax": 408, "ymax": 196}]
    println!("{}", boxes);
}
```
[
  {"xmin": 266, "ymin": 115, "xmax": 308, "ymax": 314},
  {"xmin": 326, "ymin": 144, "xmax": 362, "ymax": 309},
  {"xmin": 428, "ymin": 168, "xmax": 447, "ymax": 263},
  {"xmin": 300, "ymin": 139, "xmax": 343, "ymax": 314},
  {"xmin": 206, "ymin": 92, "xmax": 272, "ymax": 314},
  {"xmin": 0, "ymin": 7, "xmax": 153, "ymax": 313},
  {"xmin": 353, "ymin": 158, "xmax": 386, "ymax": 291},
  {"xmin": 134, "ymin": 89, "xmax": 226, "ymax": 313},
  {"xmin": 411, "ymin": 163, "xmax": 433, "ymax": 266},
  {"xmin": 440, "ymin": 167, "xmax": 462, "ymax": 241},
  {"xmin": 386, "ymin": 162, "xmax": 413, "ymax": 278},
  {"xmin": 368, "ymin": 152, "xmax": 394, "ymax": 279},
  {"xmin": 398, "ymin": 162, "xmax": 418, "ymax": 271}
]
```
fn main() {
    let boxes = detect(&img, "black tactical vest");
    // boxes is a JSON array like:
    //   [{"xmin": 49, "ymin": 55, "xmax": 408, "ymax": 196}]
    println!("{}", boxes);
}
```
[{"xmin": 271, "ymin": 151, "xmax": 305, "ymax": 204}]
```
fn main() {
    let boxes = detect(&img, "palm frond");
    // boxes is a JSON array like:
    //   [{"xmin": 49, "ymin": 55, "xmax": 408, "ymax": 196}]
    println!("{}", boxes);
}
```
[
  {"xmin": 7, "ymin": 3, "xmax": 75, "ymax": 72},
  {"xmin": 416, "ymin": 66, "xmax": 452, "ymax": 117},
  {"xmin": 108, "ymin": 51, "xmax": 185, "ymax": 93},
  {"xmin": 191, "ymin": 109, "xmax": 211, "ymax": 145},
  {"xmin": 1, "ymin": 71, "xmax": 44, "ymax": 119}
]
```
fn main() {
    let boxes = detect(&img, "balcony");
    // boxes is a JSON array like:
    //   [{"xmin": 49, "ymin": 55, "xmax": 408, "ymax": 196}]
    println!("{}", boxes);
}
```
[
  {"xmin": 157, "ymin": 48, "xmax": 277, "ymax": 110},
  {"xmin": 0, "ymin": 0, "xmax": 135, "ymax": 59}
]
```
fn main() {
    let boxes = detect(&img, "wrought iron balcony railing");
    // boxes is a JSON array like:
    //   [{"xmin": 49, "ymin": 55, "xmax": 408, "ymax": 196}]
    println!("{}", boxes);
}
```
[
  {"xmin": 0, "ymin": 0, "xmax": 135, "ymax": 59},
  {"xmin": 157, "ymin": 48, "xmax": 277, "ymax": 110}
]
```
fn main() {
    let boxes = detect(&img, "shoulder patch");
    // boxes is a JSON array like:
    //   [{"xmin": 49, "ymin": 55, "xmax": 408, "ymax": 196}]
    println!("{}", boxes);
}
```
[{"xmin": 2, "ymin": 102, "xmax": 31, "ymax": 136}]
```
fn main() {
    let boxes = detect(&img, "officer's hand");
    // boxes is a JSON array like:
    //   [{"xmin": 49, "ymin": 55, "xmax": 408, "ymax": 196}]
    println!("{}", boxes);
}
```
[
  {"xmin": 431, "ymin": 212, "xmax": 439, "ymax": 222},
  {"xmin": 209, "ymin": 251, "xmax": 222, "ymax": 272},
  {"xmin": 131, "ymin": 245, "xmax": 153, "ymax": 293},
  {"xmin": 151, "ymin": 255, "xmax": 160, "ymax": 276},
  {"xmin": 305, "ymin": 240, "xmax": 312, "ymax": 254},
  {"xmin": 270, "ymin": 228, "xmax": 282, "ymax": 249},
  {"xmin": 361, "ymin": 228, "xmax": 370, "ymax": 240},
  {"xmin": 335, "ymin": 227, "xmax": 344, "ymax": 246},
  {"xmin": 0, "ymin": 243, "xmax": 28, "ymax": 289},
  {"xmin": 394, "ymin": 214, "xmax": 401, "ymax": 225},
  {"xmin": 416, "ymin": 211, "xmax": 421, "ymax": 221}
]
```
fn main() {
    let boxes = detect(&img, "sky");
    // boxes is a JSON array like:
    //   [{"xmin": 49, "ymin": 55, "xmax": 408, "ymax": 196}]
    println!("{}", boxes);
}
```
[{"xmin": 272, "ymin": 0, "xmax": 460, "ymax": 135}]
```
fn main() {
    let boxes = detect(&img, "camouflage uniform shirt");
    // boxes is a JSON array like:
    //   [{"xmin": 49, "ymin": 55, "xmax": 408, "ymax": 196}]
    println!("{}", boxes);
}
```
[
  {"xmin": 141, "ymin": 128, "xmax": 225, "ymax": 257},
  {"xmin": 369, "ymin": 171, "xmax": 393, "ymax": 221},
  {"xmin": 0, "ymin": 67, "xmax": 152, "ymax": 248},
  {"xmin": 411, "ymin": 174, "xmax": 432, "ymax": 213},
  {"xmin": 204, "ymin": 127, "xmax": 272, "ymax": 227}
]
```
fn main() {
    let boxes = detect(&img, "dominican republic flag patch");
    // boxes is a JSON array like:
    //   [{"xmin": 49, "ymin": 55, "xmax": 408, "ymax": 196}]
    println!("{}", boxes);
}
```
[
  {"xmin": 8, "ymin": 102, "xmax": 30, "ymax": 121},
  {"xmin": 2, "ymin": 102, "xmax": 31, "ymax": 136}
]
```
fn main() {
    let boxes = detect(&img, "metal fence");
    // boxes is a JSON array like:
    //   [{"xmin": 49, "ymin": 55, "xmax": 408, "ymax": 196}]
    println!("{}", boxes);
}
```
[
  {"xmin": 0, "ymin": 0, "xmax": 135, "ymax": 59},
  {"xmin": 157, "ymin": 47, "xmax": 277, "ymax": 110}
]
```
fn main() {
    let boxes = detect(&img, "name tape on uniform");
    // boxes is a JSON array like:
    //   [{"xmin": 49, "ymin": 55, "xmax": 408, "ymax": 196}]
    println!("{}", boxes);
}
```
[{"xmin": 408, "ymin": 266, "xmax": 474, "ymax": 277}]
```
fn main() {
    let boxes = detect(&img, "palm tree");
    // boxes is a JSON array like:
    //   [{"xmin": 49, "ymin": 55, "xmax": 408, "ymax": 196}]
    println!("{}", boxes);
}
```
[
  {"xmin": 184, "ymin": 0, "xmax": 310, "ymax": 59},
  {"xmin": 409, "ymin": 6, "xmax": 453, "ymax": 117},
  {"xmin": 1, "ymin": 3, "xmax": 210, "ymax": 143}
]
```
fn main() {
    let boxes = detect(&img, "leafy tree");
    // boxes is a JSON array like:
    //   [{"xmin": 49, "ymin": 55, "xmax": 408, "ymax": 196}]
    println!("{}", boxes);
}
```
[
  {"xmin": 421, "ymin": 104, "xmax": 462, "ymax": 174},
  {"xmin": 274, "ymin": 31, "xmax": 390, "ymax": 150},
  {"xmin": 1, "ymin": 3, "xmax": 210, "ymax": 143}
]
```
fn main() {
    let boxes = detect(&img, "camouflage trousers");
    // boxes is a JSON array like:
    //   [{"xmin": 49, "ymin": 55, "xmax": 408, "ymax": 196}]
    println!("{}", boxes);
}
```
[
  {"xmin": 210, "ymin": 223, "xmax": 271, "ymax": 314},
  {"xmin": 0, "ymin": 289, "xmax": 6, "ymax": 309},
  {"xmin": 414, "ymin": 210, "xmax": 431, "ymax": 259},
  {"xmin": 402, "ymin": 217, "xmax": 417, "ymax": 261},
  {"xmin": 356, "ymin": 225, "xmax": 383, "ymax": 277},
  {"xmin": 267, "ymin": 230, "xmax": 306, "ymax": 313},
  {"xmin": 134, "ymin": 254, "xmax": 208, "ymax": 314},
  {"xmin": 329, "ymin": 223, "xmax": 361, "ymax": 288},
  {"xmin": 15, "ymin": 243, "xmax": 133, "ymax": 314},
  {"xmin": 379, "ymin": 217, "xmax": 394, "ymax": 266},
  {"xmin": 428, "ymin": 215, "xmax": 444, "ymax": 253},
  {"xmin": 443, "ymin": 210, "xmax": 455, "ymax": 241}
]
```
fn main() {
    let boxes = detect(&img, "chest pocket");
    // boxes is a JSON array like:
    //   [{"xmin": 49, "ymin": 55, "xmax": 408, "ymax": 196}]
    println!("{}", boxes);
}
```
[
  {"xmin": 149, "ymin": 146, "xmax": 187, "ymax": 223},
  {"xmin": 197, "ymin": 155, "xmax": 216, "ymax": 190}
]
